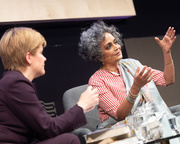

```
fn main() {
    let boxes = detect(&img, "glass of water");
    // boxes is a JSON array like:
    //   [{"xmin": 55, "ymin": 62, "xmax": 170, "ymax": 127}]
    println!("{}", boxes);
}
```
[{"xmin": 169, "ymin": 117, "xmax": 179, "ymax": 134}]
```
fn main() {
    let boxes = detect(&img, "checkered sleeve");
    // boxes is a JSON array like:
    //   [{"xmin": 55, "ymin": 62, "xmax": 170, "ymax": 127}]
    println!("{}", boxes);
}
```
[
  {"xmin": 148, "ymin": 68, "xmax": 166, "ymax": 86},
  {"xmin": 89, "ymin": 74, "xmax": 120, "ymax": 121}
]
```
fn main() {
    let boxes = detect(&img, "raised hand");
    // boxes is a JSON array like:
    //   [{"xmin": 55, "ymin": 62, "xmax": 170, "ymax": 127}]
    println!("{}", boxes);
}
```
[
  {"xmin": 77, "ymin": 86, "xmax": 99, "ymax": 113},
  {"xmin": 155, "ymin": 27, "xmax": 176, "ymax": 53},
  {"xmin": 131, "ymin": 66, "xmax": 152, "ymax": 94}
]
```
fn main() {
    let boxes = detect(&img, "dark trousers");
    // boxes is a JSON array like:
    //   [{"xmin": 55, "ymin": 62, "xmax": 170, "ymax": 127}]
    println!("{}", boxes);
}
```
[{"xmin": 35, "ymin": 133, "xmax": 80, "ymax": 144}]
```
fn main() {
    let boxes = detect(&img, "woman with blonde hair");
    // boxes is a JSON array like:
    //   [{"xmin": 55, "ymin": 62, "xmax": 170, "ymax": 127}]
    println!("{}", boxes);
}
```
[{"xmin": 0, "ymin": 27, "xmax": 99, "ymax": 144}]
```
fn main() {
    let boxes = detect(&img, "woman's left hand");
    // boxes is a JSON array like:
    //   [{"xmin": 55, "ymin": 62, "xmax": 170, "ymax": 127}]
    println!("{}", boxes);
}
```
[{"xmin": 155, "ymin": 27, "xmax": 176, "ymax": 53}]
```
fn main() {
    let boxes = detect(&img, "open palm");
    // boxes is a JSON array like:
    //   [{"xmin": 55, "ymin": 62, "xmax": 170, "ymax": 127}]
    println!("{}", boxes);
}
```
[{"xmin": 155, "ymin": 27, "xmax": 176, "ymax": 52}]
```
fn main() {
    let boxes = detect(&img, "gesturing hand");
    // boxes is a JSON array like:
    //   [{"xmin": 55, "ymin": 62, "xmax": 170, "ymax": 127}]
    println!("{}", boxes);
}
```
[
  {"xmin": 77, "ymin": 86, "xmax": 99, "ymax": 113},
  {"xmin": 155, "ymin": 27, "xmax": 176, "ymax": 53},
  {"xmin": 132, "ymin": 66, "xmax": 152, "ymax": 92}
]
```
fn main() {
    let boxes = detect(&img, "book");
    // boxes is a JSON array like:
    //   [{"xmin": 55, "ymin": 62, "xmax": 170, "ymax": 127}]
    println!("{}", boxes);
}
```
[
  {"xmin": 110, "ymin": 136, "xmax": 139, "ymax": 144},
  {"xmin": 84, "ymin": 124, "xmax": 131, "ymax": 144}
]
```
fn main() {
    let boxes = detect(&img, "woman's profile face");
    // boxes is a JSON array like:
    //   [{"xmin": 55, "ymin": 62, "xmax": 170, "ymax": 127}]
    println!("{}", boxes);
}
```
[
  {"xmin": 100, "ymin": 32, "xmax": 122, "ymax": 64},
  {"xmin": 30, "ymin": 45, "xmax": 47, "ymax": 79}
]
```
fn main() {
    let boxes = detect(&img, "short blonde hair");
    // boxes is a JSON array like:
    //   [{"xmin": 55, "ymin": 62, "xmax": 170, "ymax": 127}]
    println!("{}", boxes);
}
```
[{"xmin": 0, "ymin": 27, "xmax": 47, "ymax": 71}]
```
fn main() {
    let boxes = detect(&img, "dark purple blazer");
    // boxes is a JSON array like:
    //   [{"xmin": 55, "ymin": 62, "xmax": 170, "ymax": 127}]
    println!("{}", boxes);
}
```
[{"xmin": 0, "ymin": 71, "xmax": 87, "ymax": 143}]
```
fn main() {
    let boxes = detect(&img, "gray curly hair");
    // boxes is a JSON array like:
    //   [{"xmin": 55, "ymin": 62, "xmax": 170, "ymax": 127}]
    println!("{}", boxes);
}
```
[{"xmin": 78, "ymin": 21, "xmax": 123, "ymax": 62}]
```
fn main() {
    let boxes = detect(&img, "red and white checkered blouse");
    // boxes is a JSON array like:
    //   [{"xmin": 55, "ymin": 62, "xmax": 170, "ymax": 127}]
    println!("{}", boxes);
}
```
[{"xmin": 89, "ymin": 64, "xmax": 166, "ymax": 122}]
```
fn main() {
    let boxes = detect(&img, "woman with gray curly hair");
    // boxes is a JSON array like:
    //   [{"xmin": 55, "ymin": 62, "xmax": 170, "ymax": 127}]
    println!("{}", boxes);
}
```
[
  {"xmin": 79, "ymin": 21, "xmax": 123, "ymax": 62},
  {"xmin": 78, "ymin": 21, "xmax": 178, "ymax": 136}
]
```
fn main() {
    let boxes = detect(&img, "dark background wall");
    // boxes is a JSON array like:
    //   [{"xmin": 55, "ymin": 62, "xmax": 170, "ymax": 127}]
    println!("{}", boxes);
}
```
[{"xmin": 0, "ymin": 0, "xmax": 180, "ymax": 115}]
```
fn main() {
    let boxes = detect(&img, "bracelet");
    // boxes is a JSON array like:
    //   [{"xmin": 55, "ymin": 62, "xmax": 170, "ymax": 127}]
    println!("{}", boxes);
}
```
[
  {"xmin": 129, "ymin": 90, "xmax": 138, "ymax": 98},
  {"xmin": 165, "ymin": 60, "xmax": 173, "ymax": 66},
  {"xmin": 126, "ymin": 90, "xmax": 138, "ymax": 104}
]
